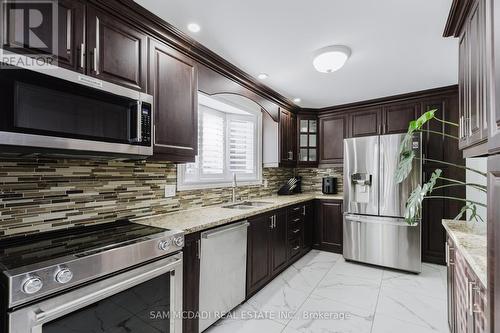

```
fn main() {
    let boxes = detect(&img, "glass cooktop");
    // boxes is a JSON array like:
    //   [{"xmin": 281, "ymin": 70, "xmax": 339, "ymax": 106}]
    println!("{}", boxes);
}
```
[{"xmin": 0, "ymin": 221, "xmax": 168, "ymax": 270}]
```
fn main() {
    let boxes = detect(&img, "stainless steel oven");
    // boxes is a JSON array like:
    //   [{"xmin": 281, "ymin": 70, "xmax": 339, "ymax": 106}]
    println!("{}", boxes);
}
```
[
  {"xmin": 8, "ymin": 254, "xmax": 183, "ymax": 333},
  {"xmin": 0, "ymin": 52, "xmax": 153, "ymax": 158},
  {"xmin": 0, "ymin": 221, "xmax": 184, "ymax": 333}
]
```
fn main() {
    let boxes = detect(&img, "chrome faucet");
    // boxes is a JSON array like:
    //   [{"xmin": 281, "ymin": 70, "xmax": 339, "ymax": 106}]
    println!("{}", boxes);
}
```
[{"xmin": 232, "ymin": 173, "xmax": 237, "ymax": 203}]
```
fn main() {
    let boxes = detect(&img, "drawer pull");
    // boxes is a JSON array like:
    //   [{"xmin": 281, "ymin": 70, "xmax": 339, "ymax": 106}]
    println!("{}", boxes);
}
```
[
  {"xmin": 292, "ymin": 229, "xmax": 300, "ymax": 234},
  {"xmin": 292, "ymin": 246, "xmax": 300, "ymax": 251},
  {"xmin": 292, "ymin": 218, "xmax": 301, "ymax": 223},
  {"xmin": 292, "ymin": 207, "xmax": 301, "ymax": 211}
]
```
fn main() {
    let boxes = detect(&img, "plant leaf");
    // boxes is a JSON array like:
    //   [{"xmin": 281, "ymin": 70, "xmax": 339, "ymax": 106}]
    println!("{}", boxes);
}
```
[
  {"xmin": 414, "ymin": 109, "xmax": 437, "ymax": 130},
  {"xmin": 454, "ymin": 204, "xmax": 485, "ymax": 223},
  {"xmin": 427, "ymin": 169, "xmax": 442, "ymax": 193},
  {"xmin": 404, "ymin": 184, "xmax": 430, "ymax": 224},
  {"xmin": 394, "ymin": 150, "xmax": 415, "ymax": 184}
]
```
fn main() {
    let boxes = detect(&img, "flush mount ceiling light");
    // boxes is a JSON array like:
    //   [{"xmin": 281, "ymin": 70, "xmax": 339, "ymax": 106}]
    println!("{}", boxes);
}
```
[
  {"xmin": 187, "ymin": 23, "xmax": 201, "ymax": 33},
  {"xmin": 312, "ymin": 45, "xmax": 351, "ymax": 73},
  {"xmin": 257, "ymin": 73, "xmax": 269, "ymax": 80},
  {"xmin": 293, "ymin": 98, "xmax": 302, "ymax": 103}
]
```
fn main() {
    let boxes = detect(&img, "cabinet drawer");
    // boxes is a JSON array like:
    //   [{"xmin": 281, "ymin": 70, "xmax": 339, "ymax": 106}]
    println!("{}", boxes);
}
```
[
  {"xmin": 288, "ymin": 222, "xmax": 303, "ymax": 240},
  {"xmin": 288, "ymin": 204, "xmax": 305, "ymax": 219},
  {"xmin": 288, "ymin": 236, "xmax": 302, "ymax": 259}
]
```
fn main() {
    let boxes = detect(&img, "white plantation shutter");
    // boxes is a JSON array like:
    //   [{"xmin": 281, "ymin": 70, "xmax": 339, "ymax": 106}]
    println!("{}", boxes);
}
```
[
  {"xmin": 180, "ymin": 93, "xmax": 261, "ymax": 188},
  {"xmin": 228, "ymin": 117, "xmax": 255, "ymax": 174},
  {"xmin": 200, "ymin": 108, "xmax": 224, "ymax": 176}
]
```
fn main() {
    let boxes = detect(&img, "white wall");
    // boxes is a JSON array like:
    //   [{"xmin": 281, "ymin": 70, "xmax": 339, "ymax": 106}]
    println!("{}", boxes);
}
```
[{"xmin": 466, "ymin": 157, "xmax": 487, "ymax": 222}]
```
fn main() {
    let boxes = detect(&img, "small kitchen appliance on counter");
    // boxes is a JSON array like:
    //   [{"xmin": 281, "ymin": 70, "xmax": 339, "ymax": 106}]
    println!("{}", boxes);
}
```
[
  {"xmin": 0, "ymin": 220, "xmax": 184, "ymax": 332},
  {"xmin": 278, "ymin": 176, "xmax": 302, "ymax": 195},
  {"xmin": 322, "ymin": 177, "xmax": 338, "ymax": 194}
]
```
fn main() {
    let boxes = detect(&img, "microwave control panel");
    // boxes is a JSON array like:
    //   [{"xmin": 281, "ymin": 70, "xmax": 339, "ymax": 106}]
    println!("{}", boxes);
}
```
[{"xmin": 141, "ymin": 107, "xmax": 151, "ymax": 145}]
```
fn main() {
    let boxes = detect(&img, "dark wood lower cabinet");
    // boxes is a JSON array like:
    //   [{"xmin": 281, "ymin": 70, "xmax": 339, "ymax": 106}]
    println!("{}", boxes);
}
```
[
  {"xmin": 271, "ymin": 209, "xmax": 288, "ymax": 275},
  {"xmin": 246, "ymin": 213, "xmax": 273, "ymax": 297},
  {"xmin": 446, "ymin": 234, "xmax": 487, "ymax": 333},
  {"xmin": 183, "ymin": 232, "xmax": 200, "ymax": 333},
  {"xmin": 314, "ymin": 200, "xmax": 343, "ymax": 254}
]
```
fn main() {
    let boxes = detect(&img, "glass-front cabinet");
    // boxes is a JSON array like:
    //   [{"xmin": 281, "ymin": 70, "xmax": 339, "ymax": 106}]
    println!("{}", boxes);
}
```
[{"xmin": 297, "ymin": 114, "xmax": 318, "ymax": 166}]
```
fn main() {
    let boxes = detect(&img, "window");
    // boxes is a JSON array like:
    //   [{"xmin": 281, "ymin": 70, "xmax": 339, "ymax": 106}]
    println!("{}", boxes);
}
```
[{"xmin": 178, "ymin": 93, "xmax": 262, "ymax": 190}]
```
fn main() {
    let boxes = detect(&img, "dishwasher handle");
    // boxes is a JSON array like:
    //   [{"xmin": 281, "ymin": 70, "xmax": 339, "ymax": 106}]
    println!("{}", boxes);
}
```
[{"xmin": 202, "ymin": 221, "xmax": 250, "ymax": 239}]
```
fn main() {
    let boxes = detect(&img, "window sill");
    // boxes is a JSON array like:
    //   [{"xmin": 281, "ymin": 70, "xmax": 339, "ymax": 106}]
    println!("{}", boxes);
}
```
[{"xmin": 177, "ymin": 179, "xmax": 263, "ymax": 192}]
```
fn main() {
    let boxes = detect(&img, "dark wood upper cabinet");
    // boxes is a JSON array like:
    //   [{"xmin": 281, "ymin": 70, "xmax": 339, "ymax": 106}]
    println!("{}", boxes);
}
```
[
  {"xmin": 297, "ymin": 114, "xmax": 319, "ymax": 166},
  {"xmin": 318, "ymin": 114, "xmax": 347, "ymax": 165},
  {"xmin": 315, "ymin": 200, "xmax": 343, "ymax": 254},
  {"xmin": 87, "ymin": 5, "xmax": 147, "ymax": 92},
  {"xmin": 149, "ymin": 39, "xmax": 198, "ymax": 162},
  {"xmin": 2, "ymin": 0, "xmax": 85, "ymax": 72},
  {"xmin": 246, "ymin": 213, "xmax": 272, "ymax": 296},
  {"xmin": 489, "ymin": 0, "xmax": 500, "ymax": 154},
  {"xmin": 349, "ymin": 107, "xmax": 383, "ymax": 137},
  {"xmin": 382, "ymin": 102, "xmax": 419, "ymax": 134},
  {"xmin": 279, "ymin": 108, "xmax": 297, "ymax": 167},
  {"xmin": 450, "ymin": 0, "xmax": 489, "ymax": 153},
  {"xmin": 56, "ymin": 0, "xmax": 85, "ymax": 72}
]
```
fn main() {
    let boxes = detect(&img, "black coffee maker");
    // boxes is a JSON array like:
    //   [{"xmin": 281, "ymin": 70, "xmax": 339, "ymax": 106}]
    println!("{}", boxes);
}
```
[{"xmin": 322, "ymin": 177, "xmax": 338, "ymax": 194}]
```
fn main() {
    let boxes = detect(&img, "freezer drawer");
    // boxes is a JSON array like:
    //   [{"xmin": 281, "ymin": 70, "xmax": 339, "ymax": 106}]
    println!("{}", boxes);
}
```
[{"xmin": 343, "ymin": 214, "xmax": 421, "ymax": 273}]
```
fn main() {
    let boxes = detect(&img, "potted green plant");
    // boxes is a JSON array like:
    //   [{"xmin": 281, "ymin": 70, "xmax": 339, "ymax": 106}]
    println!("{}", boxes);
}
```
[{"xmin": 395, "ymin": 110, "xmax": 487, "ymax": 225}]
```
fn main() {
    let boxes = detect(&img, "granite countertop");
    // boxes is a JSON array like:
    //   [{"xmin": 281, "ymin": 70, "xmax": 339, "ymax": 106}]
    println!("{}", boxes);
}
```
[
  {"xmin": 134, "ymin": 192, "xmax": 343, "ymax": 234},
  {"xmin": 442, "ymin": 219, "xmax": 487, "ymax": 287}
]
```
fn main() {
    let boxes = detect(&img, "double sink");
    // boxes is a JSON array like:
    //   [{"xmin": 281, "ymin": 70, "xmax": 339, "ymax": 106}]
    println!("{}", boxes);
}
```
[{"xmin": 222, "ymin": 201, "xmax": 272, "ymax": 210}]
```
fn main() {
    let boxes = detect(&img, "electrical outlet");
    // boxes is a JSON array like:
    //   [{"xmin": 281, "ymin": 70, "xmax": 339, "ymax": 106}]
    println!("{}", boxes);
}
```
[
  {"xmin": 263, "ymin": 179, "xmax": 269, "ymax": 188},
  {"xmin": 164, "ymin": 185, "xmax": 176, "ymax": 198}
]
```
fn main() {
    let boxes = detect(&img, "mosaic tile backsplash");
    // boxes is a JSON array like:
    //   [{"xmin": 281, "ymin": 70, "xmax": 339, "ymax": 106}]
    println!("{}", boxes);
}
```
[{"xmin": 0, "ymin": 158, "xmax": 342, "ymax": 238}]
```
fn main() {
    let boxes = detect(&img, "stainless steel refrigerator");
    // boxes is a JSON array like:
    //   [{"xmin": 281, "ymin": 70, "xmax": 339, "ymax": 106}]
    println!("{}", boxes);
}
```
[{"xmin": 343, "ymin": 133, "xmax": 422, "ymax": 273}]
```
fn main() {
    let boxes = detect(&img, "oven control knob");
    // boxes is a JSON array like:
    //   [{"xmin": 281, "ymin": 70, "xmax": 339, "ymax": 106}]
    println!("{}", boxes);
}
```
[
  {"xmin": 22, "ymin": 276, "xmax": 43, "ymax": 294},
  {"xmin": 55, "ymin": 268, "xmax": 73, "ymax": 284},
  {"xmin": 173, "ymin": 237, "xmax": 184, "ymax": 247},
  {"xmin": 158, "ymin": 239, "xmax": 172, "ymax": 251}
]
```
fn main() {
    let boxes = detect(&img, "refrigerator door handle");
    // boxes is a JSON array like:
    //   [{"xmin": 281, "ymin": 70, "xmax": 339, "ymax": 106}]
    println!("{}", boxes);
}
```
[{"xmin": 344, "ymin": 214, "xmax": 419, "ymax": 227}]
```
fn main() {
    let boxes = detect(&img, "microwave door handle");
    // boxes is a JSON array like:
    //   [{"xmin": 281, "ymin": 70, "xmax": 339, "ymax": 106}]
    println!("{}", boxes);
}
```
[{"xmin": 131, "ymin": 101, "xmax": 142, "ymax": 143}]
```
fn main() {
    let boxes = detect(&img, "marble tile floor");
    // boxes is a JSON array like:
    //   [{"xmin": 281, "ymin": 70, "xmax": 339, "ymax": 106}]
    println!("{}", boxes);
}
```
[{"xmin": 205, "ymin": 250, "xmax": 449, "ymax": 333}]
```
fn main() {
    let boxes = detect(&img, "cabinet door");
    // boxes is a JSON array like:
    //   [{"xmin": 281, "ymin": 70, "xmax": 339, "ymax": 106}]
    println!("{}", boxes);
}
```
[
  {"xmin": 459, "ymin": 30, "xmax": 470, "ymax": 148},
  {"xmin": 150, "ymin": 39, "xmax": 198, "ymax": 162},
  {"xmin": 467, "ymin": 0, "xmax": 484, "ymax": 145},
  {"xmin": 279, "ymin": 108, "xmax": 297, "ymax": 167},
  {"xmin": 271, "ymin": 210, "xmax": 288, "ymax": 275},
  {"xmin": 319, "ymin": 114, "xmax": 347, "ymax": 165},
  {"xmin": 382, "ymin": 102, "xmax": 419, "ymax": 134},
  {"xmin": 489, "ymin": 154, "xmax": 500, "ymax": 332},
  {"xmin": 247, "ymin": 214, "xmax": 272, "ymax": 296},
  {"xmin": 316, "ymin": 200, "xmax": 343, "ymax": 253},
  {"xmin": 87, "ymin": 6, "xmax": 147, "ymax": 91},
  {"xmin": 1, "ymin": 0, "xmax": 84, "ymax": 72},
  {"xmin": 350, "ymin": 108, "xmax": 382, "ymax": 137},
  {"xmin": 454, "ymin": 249, "xmax": 470, "ymax": 333},
  {"xmin": 491, "ymin": 0, "xmax": 500, "ymax": 153},
  {"xmin": 183, "ymin": 232, "xmax": 200, "ymax": 333},
  {"xmin": 297, "ymin": 115, "xmax": 318, "ymax": 166}
]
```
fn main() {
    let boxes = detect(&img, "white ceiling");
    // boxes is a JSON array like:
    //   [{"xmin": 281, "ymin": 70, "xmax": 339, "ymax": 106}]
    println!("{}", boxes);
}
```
[{"xmin": 135, "ymin": 0, "xmax": 458, "ymax": 108}]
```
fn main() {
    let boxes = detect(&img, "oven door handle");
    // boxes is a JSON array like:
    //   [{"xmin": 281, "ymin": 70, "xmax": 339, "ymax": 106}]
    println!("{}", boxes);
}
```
[
  {"xmin": 37, "ymin": 257, "xmax": 181, "ymax": 322},
  {"xmin": 9, "ymin": 254, "xmax": 183, "ymax": 333}
]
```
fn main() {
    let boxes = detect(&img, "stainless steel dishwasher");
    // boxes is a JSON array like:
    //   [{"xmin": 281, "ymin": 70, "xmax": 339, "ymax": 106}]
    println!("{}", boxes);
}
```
[{"xmin": 198, "ymin": 220, "xmax": 249, "ymax": 332}]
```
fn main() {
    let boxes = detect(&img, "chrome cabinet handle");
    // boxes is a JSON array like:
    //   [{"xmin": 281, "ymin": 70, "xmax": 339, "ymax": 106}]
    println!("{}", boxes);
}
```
[
  {"xmin": 270, "ymin": 216, "xmax": 274, "ymax": 229},
  {"xmin": 293, "ymin": 246, "xmax": 300, "ymax": 251},
  {"xmin": 93, "ymin": 47, "xmax": 98, "ymax": 74},
  {"xmin": 196, "ymin": 239, "xmax": 201, "ymax": 259},
  {"xmin": 302, "ymin": 206, "xmax": 306, "ymax": 216},
  {"xmin": 292, "ymin": 229, "xmax": 300, "ymax": 234},
  {"xmin": 79, "ymin": 43, "xmax": 85, "ymax": 69},
  {"xmin": 468, "ymin": 281, "xmax": 476, "ymax": 315}
]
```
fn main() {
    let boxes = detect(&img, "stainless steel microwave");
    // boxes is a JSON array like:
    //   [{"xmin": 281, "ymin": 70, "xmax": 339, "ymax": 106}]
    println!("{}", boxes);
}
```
[{"xmin": 0, "ymin": 53, "xmax": 153, "ymax": 159}]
